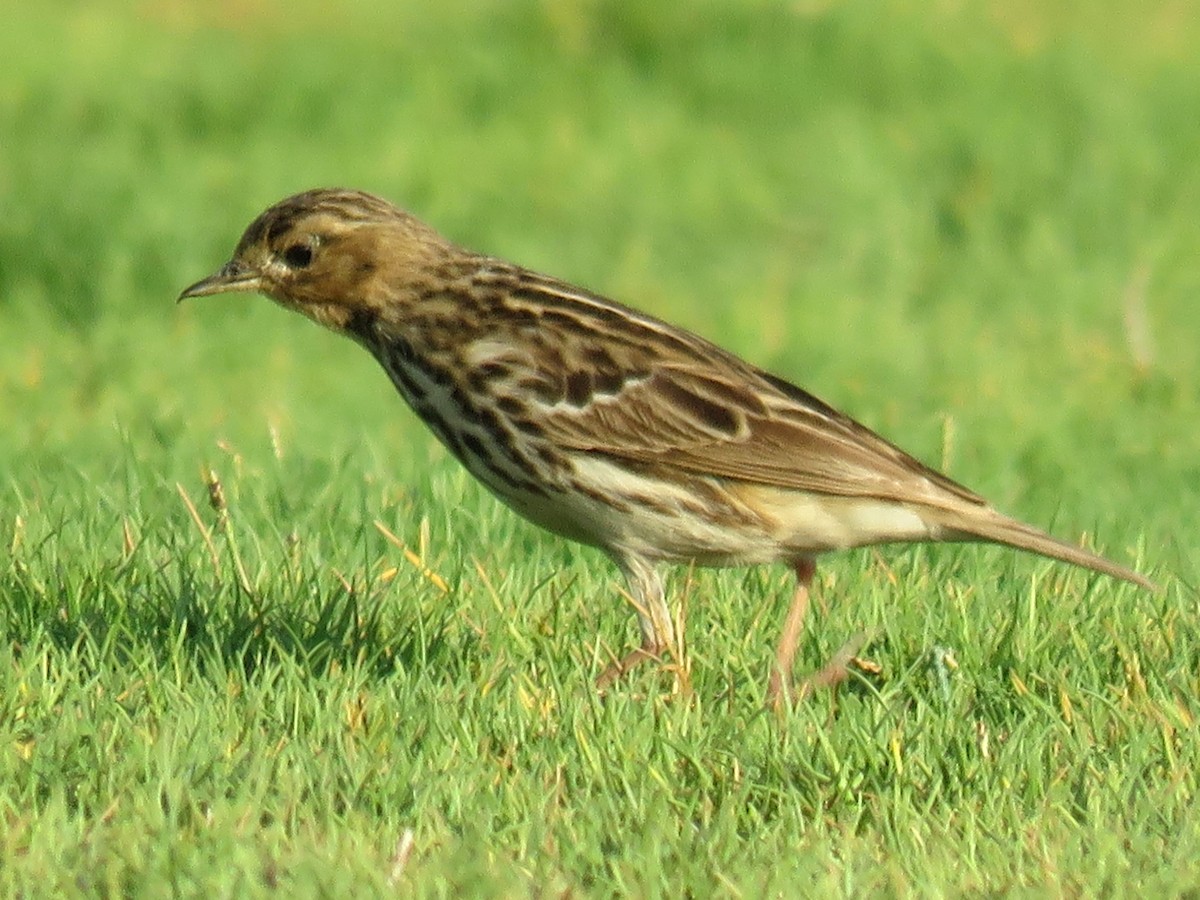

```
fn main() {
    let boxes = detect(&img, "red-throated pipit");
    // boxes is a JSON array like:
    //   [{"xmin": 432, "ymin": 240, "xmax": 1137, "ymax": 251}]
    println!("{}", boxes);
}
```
[{"xmin": 180, "ymin": 188, "xmax": 1154, "ymax": 704}]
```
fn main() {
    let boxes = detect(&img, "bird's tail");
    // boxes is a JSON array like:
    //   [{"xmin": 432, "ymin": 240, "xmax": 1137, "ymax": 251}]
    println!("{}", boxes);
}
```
[{"xmin": 932, "ymin": 507, "xmax": 1156, "ymax": 590}]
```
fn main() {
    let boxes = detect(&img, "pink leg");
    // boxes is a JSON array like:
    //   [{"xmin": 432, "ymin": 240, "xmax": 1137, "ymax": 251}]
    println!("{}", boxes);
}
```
[
  {"xmin": 596, "ymin": 554, "xmax": 674, "ymax": 691},
  {"xmin": 767, "ymin": 559, "xmax": 862, "ymax": 708},
  {"xmin": 768, "ymin": 559, "xmax": 815, "ymax": 705}
]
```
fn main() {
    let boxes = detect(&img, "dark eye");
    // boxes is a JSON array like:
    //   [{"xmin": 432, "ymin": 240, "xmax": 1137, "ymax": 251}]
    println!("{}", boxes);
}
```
[{"xmin": 282, "ymin": 243, "xmax": 314, "ymax": 268}]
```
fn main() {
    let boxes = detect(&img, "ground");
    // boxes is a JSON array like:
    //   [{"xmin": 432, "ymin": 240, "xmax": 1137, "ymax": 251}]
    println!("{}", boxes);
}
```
[{"xmin": 1, "ymin": 1, "xmax": 1197, "ymax": 894}]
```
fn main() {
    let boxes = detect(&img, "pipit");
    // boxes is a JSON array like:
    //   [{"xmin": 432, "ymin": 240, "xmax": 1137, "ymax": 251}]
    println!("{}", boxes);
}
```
[{"xmin": 180, "ymin": 188, "xmax": 1154, "ymax": 703}]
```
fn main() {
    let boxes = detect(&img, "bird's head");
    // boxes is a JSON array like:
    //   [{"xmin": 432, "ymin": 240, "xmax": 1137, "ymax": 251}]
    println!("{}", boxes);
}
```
[{"xmin": 178, "ymin": 188, "xmax": 451, "ymax": 334}]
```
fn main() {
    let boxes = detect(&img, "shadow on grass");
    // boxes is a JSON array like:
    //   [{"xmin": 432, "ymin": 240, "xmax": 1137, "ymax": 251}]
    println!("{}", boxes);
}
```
[{"xmin": 1, "ymin": 537, "xmax": 461, "ymax": 684}]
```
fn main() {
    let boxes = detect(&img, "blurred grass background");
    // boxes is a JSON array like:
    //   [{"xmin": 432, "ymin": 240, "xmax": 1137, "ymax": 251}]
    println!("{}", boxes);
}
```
[{"xmin": 1, "ymin": 0, "xmax": 1197, "ymax": 894}]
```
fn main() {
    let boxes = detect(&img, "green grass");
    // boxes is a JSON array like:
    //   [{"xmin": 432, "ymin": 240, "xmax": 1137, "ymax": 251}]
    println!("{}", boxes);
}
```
[{"xmin": 2, "ymin": 0, "xmax": 1198, "ymax": 894}]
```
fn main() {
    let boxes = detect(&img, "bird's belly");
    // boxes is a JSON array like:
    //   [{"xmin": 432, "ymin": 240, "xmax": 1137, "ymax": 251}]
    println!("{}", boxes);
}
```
[
  {"xmin": 729, "ymin": 482, "xmax": 938, "ymax": 553},
  {"xmin": 498, "ymin": 483, "xmax": 781, "ymax": 565},
  {"xmin": 493, "ymin": 457, "xmax": 940, "ymax": 567}
]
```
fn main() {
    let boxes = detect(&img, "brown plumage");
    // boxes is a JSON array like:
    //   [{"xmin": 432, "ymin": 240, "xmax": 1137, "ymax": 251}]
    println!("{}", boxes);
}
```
[{"xmin": 180, "ymin": 188, "xmax": 1154, "ymax": 703}]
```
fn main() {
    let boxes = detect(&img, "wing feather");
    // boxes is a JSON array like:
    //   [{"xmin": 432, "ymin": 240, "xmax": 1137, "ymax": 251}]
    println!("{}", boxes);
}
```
[
  {"xmin": 488, "ymin": 271, "xmax": 988, "ymax": 512},
  {"xmin": 536, "ymin": 361, "xmax": 986, "ymax": 512}
]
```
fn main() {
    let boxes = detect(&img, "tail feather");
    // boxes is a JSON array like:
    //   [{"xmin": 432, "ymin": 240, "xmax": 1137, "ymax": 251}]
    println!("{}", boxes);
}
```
[{"xmin": 934, "ymin": 509, "xmax": 1156, "ymax": 591}]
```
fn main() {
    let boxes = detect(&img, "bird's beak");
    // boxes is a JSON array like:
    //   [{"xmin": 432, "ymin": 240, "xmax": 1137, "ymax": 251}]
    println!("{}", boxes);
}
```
[{"xmin": 177, "ymin": 260, "xmax": 264, "ymax": 302}]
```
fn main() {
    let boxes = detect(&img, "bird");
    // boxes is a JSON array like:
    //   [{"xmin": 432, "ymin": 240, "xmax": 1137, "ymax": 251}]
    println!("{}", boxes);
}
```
[{"xmin": 179, "ymin": 187, "xmax": 1154, "ymax": 704}]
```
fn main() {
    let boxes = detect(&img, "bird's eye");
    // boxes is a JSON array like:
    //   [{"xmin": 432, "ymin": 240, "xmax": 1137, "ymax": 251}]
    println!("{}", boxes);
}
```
[{"xmin": 282, "ymin": 243, "xmax": 314, "ymax": 268}]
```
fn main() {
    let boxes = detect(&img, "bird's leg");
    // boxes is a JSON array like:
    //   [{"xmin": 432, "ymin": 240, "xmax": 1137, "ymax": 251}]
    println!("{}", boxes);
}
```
[
  {"xmin": 596, "ymin": 556, "xmax": 674, "ymax": 690},
  {"xmin": 767, "ymin": 558, "xmax": 815, "ymax": 705},
  {"xmin": 768, "ymin": 558, "xmax": 865, "ymax": 708}
]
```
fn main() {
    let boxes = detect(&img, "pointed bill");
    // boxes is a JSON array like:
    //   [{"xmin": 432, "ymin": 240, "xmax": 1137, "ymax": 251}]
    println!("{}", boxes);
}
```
[{"xmin": 177, "ymin": 260, "xmax": 263, "ymax": 302}]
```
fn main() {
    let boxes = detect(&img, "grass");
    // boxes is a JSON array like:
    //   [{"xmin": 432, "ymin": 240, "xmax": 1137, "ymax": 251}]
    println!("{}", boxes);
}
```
[{"xmin": 2, "ymin": 0, "xmax": 1198, "ymax": 894}]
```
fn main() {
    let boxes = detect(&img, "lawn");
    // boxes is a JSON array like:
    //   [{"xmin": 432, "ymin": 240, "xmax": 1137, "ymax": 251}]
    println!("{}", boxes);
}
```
[{"xmin": 2, "ymin": 1, "xmax": 1197, "ymax": 894}]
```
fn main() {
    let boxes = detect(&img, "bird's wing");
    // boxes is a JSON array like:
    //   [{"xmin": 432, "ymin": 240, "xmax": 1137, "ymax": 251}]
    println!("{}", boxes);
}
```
[
  {"xmin": 532, "ymin": 356, "xmax": 987, "ymax": 512},
  {"xmin": 480, "ymin": 267, "xmax": 986, "ymax": 512}
]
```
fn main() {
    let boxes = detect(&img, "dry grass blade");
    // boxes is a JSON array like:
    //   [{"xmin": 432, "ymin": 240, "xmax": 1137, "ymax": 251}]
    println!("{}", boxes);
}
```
[{"xmin": 177, "ymin": 481, "xmax": 221, "ymax": 575}]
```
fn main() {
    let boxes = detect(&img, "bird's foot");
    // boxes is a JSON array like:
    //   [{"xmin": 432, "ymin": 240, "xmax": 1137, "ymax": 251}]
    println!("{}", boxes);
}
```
[
  {"xmin": 767, "ymin": 632, "xmax": 869, "ymax": 711},
  {"xmin": 595, "ymin": 641, "xmax": 668, "ymax": 691}
]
